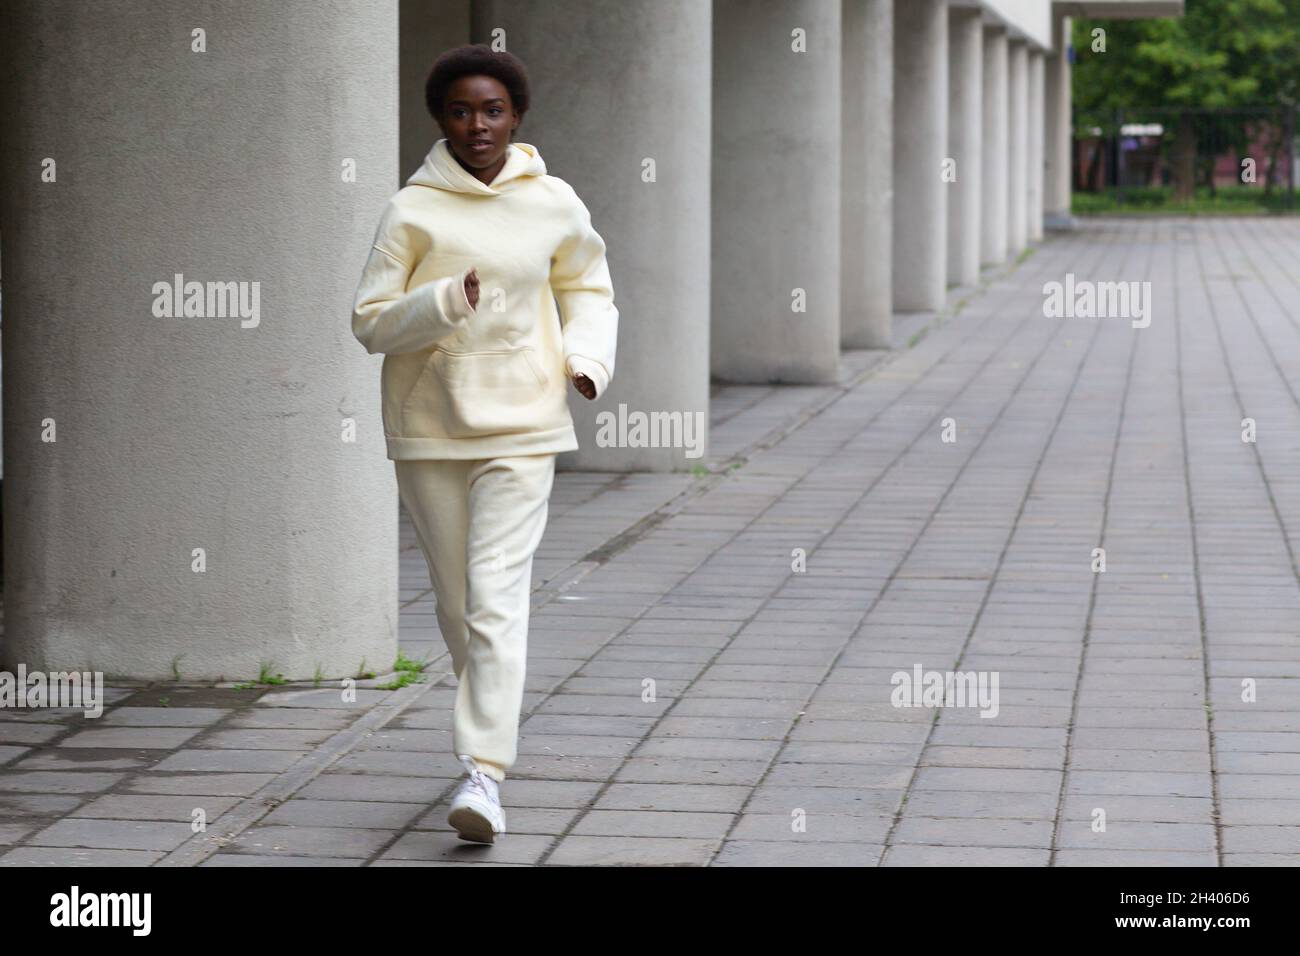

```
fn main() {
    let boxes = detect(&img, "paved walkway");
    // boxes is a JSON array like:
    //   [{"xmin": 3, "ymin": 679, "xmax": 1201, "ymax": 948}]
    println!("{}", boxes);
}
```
[{"xmin": 3, "ymin": 217, "xmax": 1299, "ymax": 866}]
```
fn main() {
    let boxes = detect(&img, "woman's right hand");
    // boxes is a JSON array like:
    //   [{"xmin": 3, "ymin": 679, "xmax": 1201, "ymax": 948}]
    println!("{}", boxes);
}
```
[{"xmin": 464, "ymin": 267, "xmax": 480, "ymax": 310}]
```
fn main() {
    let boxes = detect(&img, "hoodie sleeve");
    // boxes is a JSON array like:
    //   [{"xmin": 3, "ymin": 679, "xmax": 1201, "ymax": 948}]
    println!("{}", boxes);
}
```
[
  {"xmin": 565, "ymin": 354, "xmax": 610, "ymax": 397},
  {"xmin": 550, "ymin": 186, "xmax": 618, "ymax": 399},
  {"xmin": 351, "ymin": 199, "xmax": 476, "ymax": 356}
]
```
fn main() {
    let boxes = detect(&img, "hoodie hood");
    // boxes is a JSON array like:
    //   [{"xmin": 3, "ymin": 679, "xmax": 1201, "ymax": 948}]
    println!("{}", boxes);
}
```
[{"xmin": 406, "ymin": 138, "xmax": 546, "ymax": 196}]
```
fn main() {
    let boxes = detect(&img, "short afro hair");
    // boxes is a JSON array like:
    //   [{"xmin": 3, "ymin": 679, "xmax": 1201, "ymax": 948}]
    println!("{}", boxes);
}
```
[{"xmin": 425, "ymin": 43, "xmax": 530, "ymax": 128}]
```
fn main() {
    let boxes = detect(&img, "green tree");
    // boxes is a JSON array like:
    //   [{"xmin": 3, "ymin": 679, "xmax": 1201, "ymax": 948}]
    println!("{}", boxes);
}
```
[{"xmin": 1073, "ymin": 0, "xmax": 1300, "ymax": 201}]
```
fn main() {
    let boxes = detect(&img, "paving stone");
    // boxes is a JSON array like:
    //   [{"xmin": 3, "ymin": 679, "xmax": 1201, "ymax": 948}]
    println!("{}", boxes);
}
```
[
  {"xmin": 121, "ymin": 772, "xmax": 275, "ymax": 797},
  {"xmin": 380, "ymin": 831, "xmax": 554, "ymax": 864},
  {"xmin": 0, "ymin": 723, "xmax": 65, "ymax": 746},
  {"xmin": 745, "ymin": 786, "xmax": 905, "ymax": 816},
  {"xmin": 490, "ymin": 779, "xmax": 603, "ymax": 809},
  {"xmin": 636, "ymin": 737, "xmax": 782, "ymax": 762},
  {"xmin": 779, "ymin": 742, "xmax": 924, "ymax": 765},
  {"xmin": 613, "ymin": 757, "xmax": 770, "ymax": 786},
  {"xmin": 201, "ymin": 853, "xmax": 363, "ymax": 866},
  {"xmin": 1215, "ymin": 752, "xmax": 1300, "ymax": 774},
  {"xmin": 330, "ymin": 752, "xmax": 458, "ymax": 777},
  {"xmin": 712, "ymin": 840, "xmax": 884, "ymax": 866},
  {"xmin": 0, "ymin": 771, "xmax": 124, "ymax": 794},
  {"xmin": 882, "ymin": 845, "xmax": 1050, "ymax": 866},
  {"xmin": 569, "ymin": 809, "xmax": 734, "ymax": 839},
  {"xmin": 56, "ymin": 727, "xmax": 203, "ymax": 749},
  {"xmin": 0, "ymin": 792, "xmax": 86, "ymax": 817},
  {"xmin": 1217, "ymin": 799, "xmax": 1300, "ymax": 826},
  {"xmin": 1066, "ymin": 748, "xmax": 1211, "ymax": 773},
  {"xmin": 1221, "ymin": 853, "xmax": 1297, "ymax": 867},
  {"xmin": 1055, "ymin": 821, "xmax": 1217, "ymax": 851},
  {"xmin": 901, "ymin": 789, "xmax": 1058, "ymax": 820},
  {"xmin": 527, "ymin": 697, "xmax": 676, "ymax": 717},
  {"xmin": 1052, "ymin": 849, "xmax": 1218, "ymax": 866},
  {"xmin": 1218, "ymin": 774, "xmax": 1300, "ymax": 800},
  {"xmin": 545, "ymin": 835, "xmax": 719, "ymax": 866},
  {"xmin": 118, "ymin": 687, "xmax": 256, "ymax": 709},
  {"xmin": 224, "ymin": 707, "xmax": 356, "ymax": 730},
  {"xmin": 1064, "ymin": 770, "xmax": 1212, "ymax": 798},
  {"xmin": 592, "ymin": 783, "xmax": 752, "ymax": 814},
  {"xmin": 151, "ymin": 749, "xmax": 307, "ymax": 773},
  {"xmin": 97, "ymin": 706, "xmax": 232, "ymax": 727},
  {"xmin": 892, "ymin": 817, "xmax": 1054, "ymax": 848},
  {"xmin": 69, "ymin": 793, "xmax": 242, "ymax": 822},
  {"xmin": 921, "ymin": 746, "xmax": 1064, "ymax": 769},
  {"xmin": 193, "ymin": 728, "xmax": 335, "ymax": 750},
  {"xmin": 297, "ymin": 773, "xmax": 449, "ymax": 804},
  {"xmin": 228, "ymin": 824, "xmax": 395, "ymax": 859},
  {"xmin": 357, "ymin": 728, "xmax": 451, "ymax": 751},
  {"xmin": 22, "ymin": 818, "xmax": 194, "ymax": 852},
  {"xmin": 371, "ymin": 858, "xmax": 531, "ymax": 867},
  {"xmin": 11, "ymin": 748, "xmax": 159, "ymax": 772},
  {"xmin": 671, "ymin": 697, "xmax": 814, "ymax": 719},
  {"xmin": 261, "ymin": 799, "xmax": 427, "ymax": 829},
  {"xmin": 1220, "ymin": 825, "xmax": 1300, "ymax": 855},
  {"xmin": 0, "ymin": 847, "xmax": 164, "ymax": 866},
  {"xmin": 516, "ymin": 733, "xmax": 646, "ymax": 759},
  {"xmin": 0, "ymin": 822, "xmax": 37, "ymax": 845},
  {"xmin": 789, "ymin": 718, "xmax": 932, "ymax": 744},
  {"xmin": 517, "ymin": 714, "xmax": 657, "ymax": 737},
  {"xmin": 1067, "ymin": 728, "xmax": 1207, "ymax": 751},
  {"xmin": 912, "ymin": 767, "xmax": 1062, "ymax": 793},
  {"xmin": 1060, "ymin": 793, "xmax": 1214, "ymax": 824},
  {"xmin": 927, "ymin": 725, "xmax": 1067, "ymax": 749},
  {"xmin": 729, "ymin": 812, "xmax": 893, "ymax": 844},
  {"xmin": 253, "ymin": 688, "xmax": 393, "ymax": 709}
]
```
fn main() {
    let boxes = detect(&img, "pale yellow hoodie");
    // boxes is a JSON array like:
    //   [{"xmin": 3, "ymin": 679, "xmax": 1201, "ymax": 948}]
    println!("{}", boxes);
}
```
[{"xmin": 351, "ymin": 137, "xmax": 618, "ymax": 459}]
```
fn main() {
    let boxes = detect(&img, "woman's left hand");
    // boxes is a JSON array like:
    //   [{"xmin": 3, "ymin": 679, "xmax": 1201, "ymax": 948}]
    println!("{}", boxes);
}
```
[{"xmin": 573, "ymin": 373, "xmax": 596, "ymax": 400}]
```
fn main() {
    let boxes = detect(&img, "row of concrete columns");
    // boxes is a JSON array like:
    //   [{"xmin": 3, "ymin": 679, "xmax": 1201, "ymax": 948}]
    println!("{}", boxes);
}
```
[
  {"xmin": 0, "ymin": 0, "xmax": 1075, "ymax": 677},
  {"xmin": 1044, "ymin": 11, "xmax": 1074, "ymax": 228},
  {"xmin": 849, "ymin": 2, "xmax": 1069, "ymax": 340},
  {"xmin": 703, "ymin": 0, "xmax": 1068, "ymax": 387},
  {"xmin": 953, "ymin": 11, "xmax": 1060, "ymax": 285}
]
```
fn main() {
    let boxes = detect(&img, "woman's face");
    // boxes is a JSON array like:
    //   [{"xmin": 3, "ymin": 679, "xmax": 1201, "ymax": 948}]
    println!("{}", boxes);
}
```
[{"xmin": 442, "ymin": 74, "xmax": 519, "ymax": 178}]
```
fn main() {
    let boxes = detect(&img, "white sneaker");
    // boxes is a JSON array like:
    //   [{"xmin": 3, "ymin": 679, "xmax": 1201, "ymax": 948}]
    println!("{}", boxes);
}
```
[{"xmin": 447, "ymin": 753, "xmax": 506, "ymax": 844}]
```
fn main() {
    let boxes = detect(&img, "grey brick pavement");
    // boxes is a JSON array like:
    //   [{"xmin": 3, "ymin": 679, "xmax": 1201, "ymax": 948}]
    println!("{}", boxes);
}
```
[{"xmin": 3, "ymin": 218, "xmax": 1299, "ymax": 866}]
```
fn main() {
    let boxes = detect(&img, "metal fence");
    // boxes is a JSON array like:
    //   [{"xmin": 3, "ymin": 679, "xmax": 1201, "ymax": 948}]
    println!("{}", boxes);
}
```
[{"xmin": 1073, "ymin": 106, "xmax": 1298, "ymax": 212}]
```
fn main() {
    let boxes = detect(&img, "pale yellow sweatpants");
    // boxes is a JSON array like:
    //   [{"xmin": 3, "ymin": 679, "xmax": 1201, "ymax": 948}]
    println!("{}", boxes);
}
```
[{"xmin": 394, "ymin": 453, "xmax": 557, "ymax": 785}]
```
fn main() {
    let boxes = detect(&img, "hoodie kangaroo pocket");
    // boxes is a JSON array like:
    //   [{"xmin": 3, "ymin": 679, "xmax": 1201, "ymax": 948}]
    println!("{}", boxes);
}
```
[{"xmin": 401, "ymin": 345, "xmax": 551, "ymax": 438}]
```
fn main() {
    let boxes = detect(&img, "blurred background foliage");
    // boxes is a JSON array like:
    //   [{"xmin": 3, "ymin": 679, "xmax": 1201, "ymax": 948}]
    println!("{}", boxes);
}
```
[{"xmin": 1072, "ymin": 0, "xmax": 1300, "ymax": 210}]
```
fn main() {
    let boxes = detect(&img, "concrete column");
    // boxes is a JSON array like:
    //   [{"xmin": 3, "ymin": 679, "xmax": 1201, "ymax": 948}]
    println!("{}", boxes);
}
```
[
  {"xmin": 1044, "ymin": 12, "xmax": 1074, "ymax": 229},
  {"xmin": 980, "ymin": 26, "xmax": 1008, "ymax": 265},
  {"xmin": 1006, "ymin": 39, "xmax": 1029, "ymax": 256},
  {"xmin": 399, "ymin": 0, "xmax": 469, "ymax": 184},
  {"xmin": 1027, "ymin": 48, "xmax": 1045, "ymax": 242},
  {"xmin": 713, "ymin": 0, "xmax": 840, "ymax": 382},
  {"xmin": 893, "ymin": 0, "xmax": 948, "ymax": 311},
  {"xmin": 0, "ymin": 0, "xmax": 401, "ymax": 679},
  {"xmin": 947, "ymin": 7, "xmax": 982, "ymax": 288},
  {"xmin": 475, "ymin": 1, "xmax": 712, "ymax": 467},
  {"xmin": 842, "ymin": 0, "xmax": 893, "ymax": 349}
]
